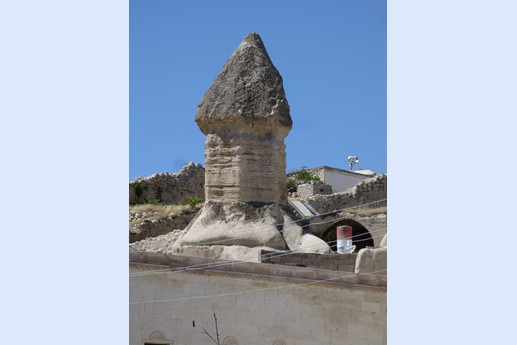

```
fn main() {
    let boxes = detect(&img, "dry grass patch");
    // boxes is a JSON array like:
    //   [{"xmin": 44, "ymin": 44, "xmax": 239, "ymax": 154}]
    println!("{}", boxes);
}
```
[{"xmin": 129, "ymin": 204, "xmax": 195, "ymax": 223}]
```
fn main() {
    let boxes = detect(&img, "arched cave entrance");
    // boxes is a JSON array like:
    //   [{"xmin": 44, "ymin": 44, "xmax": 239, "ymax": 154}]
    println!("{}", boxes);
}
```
[{"xmin": 321, "ymin": 219, "xmax": 374, "ymax": 253}]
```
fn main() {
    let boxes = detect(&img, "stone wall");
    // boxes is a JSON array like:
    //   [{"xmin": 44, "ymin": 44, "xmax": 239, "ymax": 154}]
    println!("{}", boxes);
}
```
[
  {"xmin": 260, "ymin": 250, "xmax": 358, "ymax": 272},
  {"xmin": 305, "ymin": 174, "xmax": 387, "ymax": 214},
  {"xmin": 130, "ymin": 253, "xmax": 386, "ymax": 345},
  {"xmin": 129, "ymin": 162, "xmax": 205, "ymax": 205},
  {"xmin": 296, "ymin": 182, "xmax": 332, "ymax": 198}
]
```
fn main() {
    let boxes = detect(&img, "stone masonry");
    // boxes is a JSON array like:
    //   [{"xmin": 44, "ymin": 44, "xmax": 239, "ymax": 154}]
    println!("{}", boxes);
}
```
[
  {"xmin": 305, "ymin": 174, "xmax": 387, "ymax": 214},
  {"xmin": 296, "ymin": 182, "xmax": 333, "ymax": 198},
  {"xmin": 130, "ymin": 252, "xmax": 386, "ymax": 345},
  {"xmin": 260, "ymin": 250, "xmax": 358, "ymax": 272}
]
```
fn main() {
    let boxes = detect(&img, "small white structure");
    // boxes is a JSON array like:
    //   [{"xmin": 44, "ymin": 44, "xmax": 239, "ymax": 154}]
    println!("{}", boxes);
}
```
[{"xmin": 289, "ymin": 166, "xmax": 376, "ymax": 194}]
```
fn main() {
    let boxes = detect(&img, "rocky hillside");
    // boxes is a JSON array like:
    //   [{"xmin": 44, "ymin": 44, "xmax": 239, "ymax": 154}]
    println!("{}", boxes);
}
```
[{"xmin": 129, "ymin": 162, "xmax": 205, "ymax": 205}]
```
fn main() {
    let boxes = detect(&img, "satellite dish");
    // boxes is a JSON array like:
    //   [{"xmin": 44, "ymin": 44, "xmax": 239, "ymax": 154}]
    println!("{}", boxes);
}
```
[{"xmin": 347, "ymin": 155, "xmax": 359, "ymax": 170}]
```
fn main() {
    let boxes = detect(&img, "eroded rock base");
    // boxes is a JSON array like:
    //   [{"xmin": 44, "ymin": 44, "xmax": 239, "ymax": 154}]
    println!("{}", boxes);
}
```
[{"xmin": 180, "ymin": 200, "xmax": 287, "ymax": 249}]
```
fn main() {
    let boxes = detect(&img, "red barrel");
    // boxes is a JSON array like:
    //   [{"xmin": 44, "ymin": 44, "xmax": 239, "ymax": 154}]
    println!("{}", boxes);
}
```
[
  {"xmin": 336, "ymin": 225, "xmax": 352, "ymax": 240},
  {"xmin": 336, "ymin": 225, "xmax": 353, "ymax": 254}
]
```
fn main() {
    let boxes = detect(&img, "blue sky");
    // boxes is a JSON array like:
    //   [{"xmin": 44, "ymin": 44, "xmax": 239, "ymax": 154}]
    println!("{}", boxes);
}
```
[{"xmin": 130, "ymin": 0, "xmax": 386, "ymax": 181}]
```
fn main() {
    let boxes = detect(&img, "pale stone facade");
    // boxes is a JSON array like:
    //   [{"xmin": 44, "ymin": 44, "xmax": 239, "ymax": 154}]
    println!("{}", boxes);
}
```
[{"xmin": 130, "ymin": 253, "xmax": 386, "ymax": 345}]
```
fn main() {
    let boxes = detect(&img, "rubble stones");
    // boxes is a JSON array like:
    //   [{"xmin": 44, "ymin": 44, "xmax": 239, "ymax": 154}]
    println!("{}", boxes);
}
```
[
  {"xmin": 129, "ymin": 206, "xmax": 201, "ymax": 243},
  {"xmin": 130, "ymin": 231, "xmax": 280, "ymax": 262},
  {"xmin": 130, "ymin": 229, "xmax": 187, "ymax": 253},
  {"xmin": 281, "ymin": 213, "xmax": 331, "ymax": 254}
]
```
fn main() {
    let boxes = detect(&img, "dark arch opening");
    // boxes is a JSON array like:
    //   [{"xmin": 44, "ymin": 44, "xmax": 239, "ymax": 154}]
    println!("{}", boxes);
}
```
[{"xmin": 321, "ymin": 219, "xmax": 374, "ymax": 253}]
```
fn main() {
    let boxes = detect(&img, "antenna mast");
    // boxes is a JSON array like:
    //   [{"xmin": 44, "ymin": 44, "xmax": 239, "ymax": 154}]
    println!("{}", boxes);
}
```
[{"xmin": 347, "ymin": 155, "xmax": 359, "ymax": 170}]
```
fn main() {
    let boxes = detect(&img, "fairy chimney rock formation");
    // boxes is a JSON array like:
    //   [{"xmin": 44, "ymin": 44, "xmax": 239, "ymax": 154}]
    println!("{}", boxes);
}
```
[
  {"xmin": 195, "ymin": 32, "xmax": 292, "ymax": 205},
  {"xmin": 181, "ymin": 33, "xmax": 295, "ymax": 250}
]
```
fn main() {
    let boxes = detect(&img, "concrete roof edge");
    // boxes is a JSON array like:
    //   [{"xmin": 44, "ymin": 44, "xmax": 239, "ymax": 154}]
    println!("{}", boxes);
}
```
[{"xmin": 129, "ymin": 252, "xmax": 386, "ymax": 289}]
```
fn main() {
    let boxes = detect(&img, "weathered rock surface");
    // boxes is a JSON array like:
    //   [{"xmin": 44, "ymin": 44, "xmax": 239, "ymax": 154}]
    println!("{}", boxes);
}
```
[
  {"xmin": 280, "ymin": 213, "xmax": 305, "ymax": 250},
  {"xmin": 280, "ymin": 213, "xmax": 331, "ymax": 254},
  {"xmin": 195, "ymin": 32, "xmax": 291, "ymax": 130},
  {"xmin": 297, "ymin": 234, "xmax": 332, "ymax": 254},
  {"xmin": 354, "ymin": 246, "xmax": 387, "ymax": 276},
  {"xmin": 182, "ymin": 33, "xmax": 294, "ymax": 250},
  {"xmin": 380, "ymin": 233, "xmax": 387, "ymax": 247},
  {"xmin": 130, "ymin": 230, "xmax": 279, "ymax": 262},
  {"xmin": 129, "ymin": 162, "xmax": 204, "ymax": 204},
  {"xmin": 181, "ymin": 201, "xmax": 287, "ymax": 249},
  {"xmin": 195, "ymin": 32, "xmax": 292, "ymax": 206}
]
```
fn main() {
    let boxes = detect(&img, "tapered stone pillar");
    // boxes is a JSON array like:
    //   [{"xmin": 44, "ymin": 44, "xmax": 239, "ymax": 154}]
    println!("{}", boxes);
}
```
[
  {"xmin": 181, "ymin": 33, "xmax": 292, "ymax": 249},
  {"xmin": 195, "ymin": 32, "xmax": 292, "ymax": 205}
]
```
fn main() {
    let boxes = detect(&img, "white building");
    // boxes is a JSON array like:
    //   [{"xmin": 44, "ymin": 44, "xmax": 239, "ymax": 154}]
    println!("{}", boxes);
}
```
[{"xmin": 290, "ymin": 166, "xmax": 376, "ymax": 194}]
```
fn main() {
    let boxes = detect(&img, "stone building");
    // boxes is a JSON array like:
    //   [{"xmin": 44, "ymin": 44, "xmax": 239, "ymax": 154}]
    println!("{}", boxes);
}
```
[
  {"xmin": 130, "ymin": 252, "xmax": 386, "ymax": 345},
  {"xmin": 289, "ymin": 165, "xmax": 376, "ymax": 195}
]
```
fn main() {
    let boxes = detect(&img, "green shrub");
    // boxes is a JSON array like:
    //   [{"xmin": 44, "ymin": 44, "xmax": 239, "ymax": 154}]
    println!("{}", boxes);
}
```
[
  {"xmin": 186, "ymin": 195, "xmax": 203, "ymax": 207},
  {"xmin": 295, "ymin": 166, "xmax": 321, "ymax": 183},
  {"xmin": 287, "ymin": 166, "xmax": 321, "ymax": 193},
  {"xmin": 287, "ymin": 179, "xmax": 298, "ymax": 193},
  {"xmin": 132, "ymin": 181, "xmax": 144, "ymax": 198}
]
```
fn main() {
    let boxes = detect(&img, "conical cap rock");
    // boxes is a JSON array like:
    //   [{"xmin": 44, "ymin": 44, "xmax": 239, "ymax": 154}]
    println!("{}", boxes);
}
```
[{"xmin": 195, "ymin": 33, "xmax": 292, "ymax": 133}]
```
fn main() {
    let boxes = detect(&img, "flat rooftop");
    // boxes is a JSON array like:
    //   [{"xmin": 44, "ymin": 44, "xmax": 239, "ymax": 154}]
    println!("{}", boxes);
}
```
[{"xmin": 129, "ymin": 251, "xmax": 386, "ymax": 291}]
